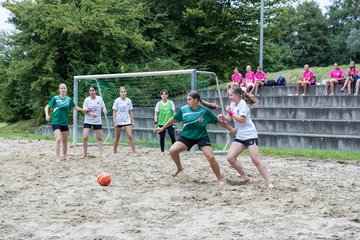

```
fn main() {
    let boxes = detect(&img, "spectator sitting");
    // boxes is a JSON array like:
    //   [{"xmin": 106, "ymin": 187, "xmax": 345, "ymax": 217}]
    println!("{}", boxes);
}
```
[
  {"xmin": 296, "ymin": 64, "xmax": 315, "ymax": 96},
  {"xmin": 226, "ymin": 67, "xmax": 244, "ymax": 96},
  {"xmin": 340, "ymin": 61, "xmax": 359, "ymax": 95},
  {"xmin": 324, "ymin": 63, "xmax": 345, "ymax": 96},
  {"xmin": 244, "ymin": 65, "xmax": 255, "ymax": 95},
  {"xmin": 249, "ymin": 66, "xmax": 266, "ymax": 96}
]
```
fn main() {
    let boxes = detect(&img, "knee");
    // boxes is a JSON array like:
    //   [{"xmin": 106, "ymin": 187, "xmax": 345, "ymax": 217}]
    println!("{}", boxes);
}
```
[
  {"xmin": 83, "ymin": 136, "xmax": 88, "ymax": 142},
  {"xmin": 55, "ymin": 137, "xmax": 61, "ymax": 144},
  {"xmin": 205, "ymin": 153, "xmax": 216, "ymax": 163},
  {"xmin": 128, "ymin": 135, "xmax": 133, "ymax": 141},
  {"xmin": 251, "ymin": 157, "xmax": 262, "ymax": 167},
  {"xmin": 96, "ymin": 137, "xmax": 102, "ymax": 142},
  {"xmin": 227, "ymin": 155, "xmax": 236, "ymax": 165}
]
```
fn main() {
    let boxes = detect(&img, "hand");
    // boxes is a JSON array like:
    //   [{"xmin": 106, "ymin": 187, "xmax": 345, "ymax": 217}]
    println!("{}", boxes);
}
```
[
  {"xmin": 83, "ymin": 108, "xmax": 89, "ymax": 114},
  {"xmin": 113, "ymin": 123, "xmax": 117, "ymax": 128},
  {"xmin": 230, "ymin": 127, "xmax": 237, "ymax": 135},
  {"xmin": 131, "ymin": 123, "xmax": 135, "ymax": 128},
  {"xmin": 225, "ymin": 105, "xmax": 231, "ymax": 113},
  {"xmin": 153, "ymin": 127, "xmax": 164, "ymax": 134},
  {"xmin": 103, "ymin": 109, "xmax": 107, "ymax": 115},
  {"xmin": 91, "ymin": 113, "xmax": 97, "ymax": 118},
  {"xmin": 45, "ymin": 115, "xmax": 50, "ymax": 122}
]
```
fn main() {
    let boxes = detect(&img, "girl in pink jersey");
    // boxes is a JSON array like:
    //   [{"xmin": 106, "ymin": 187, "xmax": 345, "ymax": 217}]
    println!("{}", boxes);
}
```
[
  {"xmin": 340, "ymin": 61, "xmax": 359, "ymax": 95},
  {"xmin": 296, "ymin": 64, "xmax": 315, "ymax": 96},
  {"xmin": 324, "ymin": 63, "xmax": 345, "ymax": 96},
  {"xmin": 244, "ymin": 65, "xmax": 255, "ymax": 94},
  {"xmin": 226, "ymin": 68, "xmax": 244, "ymax": 96},
  {"xmin": 250, "ymin": 66, "xmax": 266, "ymax": 96}
]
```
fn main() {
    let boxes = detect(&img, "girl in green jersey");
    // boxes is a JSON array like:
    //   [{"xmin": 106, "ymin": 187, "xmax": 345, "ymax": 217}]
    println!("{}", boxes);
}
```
[
  {"xmin": 154, "ymin": 91, "xmax": 235, "ymax": 186},
  {"xmin": 44, "ymin": 83, "xmax": 86, "ymax": 162}
]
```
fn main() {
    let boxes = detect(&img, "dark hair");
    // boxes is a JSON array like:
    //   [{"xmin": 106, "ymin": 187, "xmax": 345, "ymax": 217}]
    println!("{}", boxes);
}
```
[
  {"xmin": 350, "ymin": 61, "xmax": 355, "ymax": 71},
  {"xmin": 230, "ymin": 86, "xmax": 257, "ymax": 105},
  {"xmin": 187, "ymin": 91, "xmax": 217, "ymax": 110},
  {"xmin": 160, "ymin": 89, "xmax": 169, "ymax": 95},
  {"xmin": 89, "ymin": 85, "xmax": 98, "ymax": 91}
]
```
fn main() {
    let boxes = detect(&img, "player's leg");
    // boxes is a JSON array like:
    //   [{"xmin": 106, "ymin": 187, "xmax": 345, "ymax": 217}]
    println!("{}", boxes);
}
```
[
  {"xmin": 226, "ymin": 141, "xmax": 250, "ymax": 182},
  {"xmin": 201, "ymin": 146, "xmax": 224, "ymax": 185},
  {"xmin": 159, "ymin": 125, "xmax": 166, "ymax": 154},
  {"xmin": 53, "ymin": 127, "xmax": 61, "ymax": 162},
  {"xmin": 303, "ymin": 81, "xmax": 310, "ymax": 96},
  {"xmin": 330, "ymin": 79, "xmax": 338, "ymax": 95},
  {"xmin": 296, "ymin": 81, "xmax": 302, "ymax": 96},
  {"xmin": 169, "ymin": 141, "xmax": 188, "ymax": 177},
  {"xmin": 247, "ymin": 144, "xmax": 273, "ymax": 188},
  {"xmin": 94, "ymin": 128, "xmax": 103, "ymax": 157},
  {"xmin": 82, "ymin": 126, "xmax": 91, "ymax": 157},
  {"xmin": 61, "ymin": 130, "xmax": 68, "ymax": 160},
  {"xmin": 113, "ymin": 126, "xmax": 121, "ymax": 154},
  {"xmin": 167, "ymin": 125, "xmax": 176, "ymax": 145},
  {"xmin": 355, "ymin": 80, "xmax": 360, "ymax": 95},
  {"xmin": 346, "ymin": 77, "xmax": 353, "ymax": 94},
  {"xmin": 124, "ymin": 125, "xmax": 137, "ymax": 155}
]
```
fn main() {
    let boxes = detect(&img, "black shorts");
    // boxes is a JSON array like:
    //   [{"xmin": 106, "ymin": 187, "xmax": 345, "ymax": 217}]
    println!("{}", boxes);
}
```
[
  {"xmin": 177, "ymin": 136, "xmax": 212, "ymax": 151},
  {"xmin": 117, "ymin": 124, "xmax": 132, "ymax": 128},
  {"xmin": 84, "ymin": 123, "xmax": 102, "ymax": 130},
  {"xmin": 52, "ymin": 124, "xmax": 69, "ymax": 132},
  {"xmin": 234, "ymin": 138, "xmax": 258, "ymax": 147}
]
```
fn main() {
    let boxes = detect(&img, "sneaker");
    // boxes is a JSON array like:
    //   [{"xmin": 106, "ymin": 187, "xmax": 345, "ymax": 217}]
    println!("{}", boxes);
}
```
[{"xmin": 340, "ymin": 89, "xmax": 345, "ymax": 92}]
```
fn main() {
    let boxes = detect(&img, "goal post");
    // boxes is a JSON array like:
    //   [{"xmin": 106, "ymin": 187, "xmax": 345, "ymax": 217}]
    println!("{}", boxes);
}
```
[{"xmin": 72, "ymin": 69, "xmax": 230, "ymax": 153}]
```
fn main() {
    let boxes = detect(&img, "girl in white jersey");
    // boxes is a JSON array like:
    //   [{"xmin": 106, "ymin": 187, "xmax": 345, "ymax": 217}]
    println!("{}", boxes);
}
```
[
  {"xmin": 82, "ymin": 85, "xmax": 107, "ymax": 157},
  {"xmin": 220, "ymin": 86, "xmax": 273, "ymax": 188},
  {"xmin": 112, "ymin": 87, "xmax": 138, "ymax": 156}
]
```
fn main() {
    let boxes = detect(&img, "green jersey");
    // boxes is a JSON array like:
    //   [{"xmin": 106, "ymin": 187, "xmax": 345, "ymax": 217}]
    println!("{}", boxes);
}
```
[
  {"xmin": 155, "ymin": 100, "xmax": 175, "ymax": 126},
  {"xmin": 173, "ymin": 105, "xmax": 218, "ymax": 139},
  {"xmin": 47, "ymin": 96, "xmax": 75, "ymax": 125}
]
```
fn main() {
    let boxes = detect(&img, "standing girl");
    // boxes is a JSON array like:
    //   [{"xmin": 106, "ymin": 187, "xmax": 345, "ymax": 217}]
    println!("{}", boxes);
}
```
[
  {"xmin": 219, "ymin": 85, "xmax": 273, "ymax": 188},
  {"xmin": 250, "ymin": 66, "xmax": 266, "ymax": 96},
  {"xmin": 244, "ymin": 65, "xmax": 255, "ymax": 94},
  {"xmin": 112, "ymin": 87, "xmax": 138, "ymax": 156},
  {"xmin": 340, "ymin": 61, "xmax": 359, "ymax": 95},
  {"xmin": 154, "ymin": 91, "xmax": 235, "ymax": 186},
  {"xmin": 44, "ymin": 83, "xmax": 86, "ymax": 162},
  {"xmin": 82, "ymin": 85, "xmax": 107, "ymax": 157},
  {"xmin": 154, "ymin": 89, "xmax": 176, "ymax": 156}
]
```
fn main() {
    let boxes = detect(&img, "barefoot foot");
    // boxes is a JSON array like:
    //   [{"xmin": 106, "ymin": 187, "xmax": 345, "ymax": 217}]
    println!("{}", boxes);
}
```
[{"xmin": 172, "ymin": 168, "xmax": 184, "ymax": 177}]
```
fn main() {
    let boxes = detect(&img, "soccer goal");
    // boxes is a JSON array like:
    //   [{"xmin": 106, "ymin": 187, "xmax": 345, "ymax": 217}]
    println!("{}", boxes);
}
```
[{"xmin": 72, "ymin": 69, "xmax": 230, "ymax": 153}]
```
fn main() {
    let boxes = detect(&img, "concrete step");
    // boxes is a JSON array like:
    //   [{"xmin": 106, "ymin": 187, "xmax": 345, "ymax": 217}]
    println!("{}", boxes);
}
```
[
  {"xmin": 253, "ymin": 118, "xmax": 360, "ymax": 136},
  {"xmin": 251, "ymin": 107, "xmax": 360, "ymax": 121},
  {"xmin": 197, "ymin": 84, "xmax": 349, "ymax": 97}
]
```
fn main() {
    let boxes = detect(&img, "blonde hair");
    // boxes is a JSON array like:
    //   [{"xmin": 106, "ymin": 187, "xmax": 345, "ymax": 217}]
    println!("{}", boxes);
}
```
[
  {"xmin": 59, "ymin": 83, "xmax": 67, "ymax": 89},
  {"xmin": 230, "ymin": 86, "xmax": 257, "ymax": 105},
  {"xmin": 119, "ymin": 86, "xmax": 126, "ymax": 91},
  {"xmin": 187, "ymin": 91, "xmax": 217, "ymax": 110}
]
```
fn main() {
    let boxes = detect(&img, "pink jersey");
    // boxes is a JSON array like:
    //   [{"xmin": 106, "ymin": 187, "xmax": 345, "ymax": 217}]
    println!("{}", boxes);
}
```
[
  {"xmin": 245, "ymin": 71, "xmax": 255, "ymax": 83},
  {"xmin": 255, "ymin": 71, "xmax": 266, "ymax": 82},
  {"xmin": 330, "ymin": 69, "xmax": 344, "ymax": 79},
  {"xmin": 231, "ymin": 73, "xmax": 243, "ymax": 83},
  {"xmin": 302, "ymin": 70, "xmax": 315, "ymax": 84},
  {"xmin": 346, "ymin": 68, "xmax": 359, "ymax": 77}
]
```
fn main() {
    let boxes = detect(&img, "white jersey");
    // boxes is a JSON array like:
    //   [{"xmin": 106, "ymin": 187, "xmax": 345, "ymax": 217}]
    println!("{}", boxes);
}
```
[
  {"xmin": 112, "ymin": 97, "xmax": 133, "ymax": 125},
  {"xmin": 230, "ymin": 99, "xmax": 258, "ymax": 140},
  {"xmin": 83, "ymin": 96, "xmax": 105, "ymax": 125}
]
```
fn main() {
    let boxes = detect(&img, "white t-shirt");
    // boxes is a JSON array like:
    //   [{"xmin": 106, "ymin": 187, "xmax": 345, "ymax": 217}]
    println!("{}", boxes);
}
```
[
  {"xmin": 83, "ymin": 96, "xmax": 105, "ymax": 125},
  {"xmin": 230, "ymin": 99, "xmax": 258, "ymax": 140},
  {"xmin": 112, "ymin": 97, "xmax": 133, "ymax": 125}
]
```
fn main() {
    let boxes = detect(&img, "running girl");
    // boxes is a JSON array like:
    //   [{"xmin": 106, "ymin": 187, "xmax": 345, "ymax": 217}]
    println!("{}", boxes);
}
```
[
  {"xmin": 154, "ymin": 91, "xmax": 235, "ymax": 186},
  {"xmin": 219, "ymin": 85, "xmax": 273, "ymax": 188},
  {"xmin": 112, "ymin": 87, "xmax": 138, "ymax": 156},
  {"xmin": 244, "ymin": 65, "xmax": 255, "ymax": 94},
  {"xmin": 44, "ymin": 83, "xmax": 86, "ymax": 162},
  {"xmin": 82, "ymin": 85, "xmax": 107, "ymax": 157},
  {"xmin": 296, "ymin": 64, "xmax": 315, "ymax": 96},
  {"xmin": 340, "ymin": 61, "xmax": 359, "ymax": 95},
  {"xmin": 250, "ymin": 66, "xmax": 266, "ymax": 96},
  {"xmin": 154, "ymin": 89, "xmax": 176, "ymax": 156},
  {"xmin": 324, "ymin": 63, "xmax": 344, "ymax": 96}
]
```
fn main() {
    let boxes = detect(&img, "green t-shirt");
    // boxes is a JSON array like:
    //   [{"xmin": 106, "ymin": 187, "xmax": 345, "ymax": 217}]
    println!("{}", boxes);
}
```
[
  {"xmin": 155, "ymin": 100, "xmax": 175, "ymax": 126},
  {"xmin": 173, "ymin": 105, "xmax": 218, "ymax": 139},
  {"xmin": 47, "ymin": 96, "xmax": 75, "ymax": 125}
]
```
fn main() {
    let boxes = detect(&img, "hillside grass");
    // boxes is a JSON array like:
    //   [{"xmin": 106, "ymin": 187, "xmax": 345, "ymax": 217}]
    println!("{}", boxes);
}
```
[{"xmin": 1, "ymin": 120, "xmax": 359, "ymax": 161}]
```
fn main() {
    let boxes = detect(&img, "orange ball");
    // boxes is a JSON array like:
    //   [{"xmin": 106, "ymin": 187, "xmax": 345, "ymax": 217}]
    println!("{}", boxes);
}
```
[{"xmin": 97, "ymin": 172, "xmax": 112, "ymax": 186}]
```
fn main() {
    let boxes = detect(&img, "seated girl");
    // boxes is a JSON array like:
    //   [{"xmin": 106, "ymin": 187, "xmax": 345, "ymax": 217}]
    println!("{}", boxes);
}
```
[
  {"xmin": 226, "ymin": 68, "xmax": 244, "ymax": 96},
  {"xmin": 296, "ymin": 64, "xmax": 315, "ymax": 96},
  {"xmin": 249, "ymin": 66, "xmax": 266, "ymax": 96},
  {"xmin": 244, "ymin": 65, "xmax": 255, "ymax": 94},
  {"xmin": 340, "ymin": 61, "xmax": 359, "ymax": 95},
  {"xmin": 324, "ymin": 63, "xmax": 344, "ymax": 96}
]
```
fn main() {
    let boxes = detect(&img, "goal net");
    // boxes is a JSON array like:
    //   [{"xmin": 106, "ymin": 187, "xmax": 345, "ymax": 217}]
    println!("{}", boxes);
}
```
[{"xmin": 72, "ymin": 69, "xmax": 229, "ymax": 152}]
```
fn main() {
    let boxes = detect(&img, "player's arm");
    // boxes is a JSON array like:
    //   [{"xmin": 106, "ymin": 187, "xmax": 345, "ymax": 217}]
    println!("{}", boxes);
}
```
[
  {"xmin": 154, "ymin": 117, "xmax": 175, "ymax": 133},
  {"xmin": 44, "ymin": 105, "xmax": 50, "ymax": 121},
  {"xmin": 73, "ymin": 105, "xmax": 87, "ymax": 113},
  {"xmin": 129, "ymin": 110, "xmax": 135, "ymax": 127},
  {"xmin": 232, "ymin": 114, "xmax": 246, "ymax": 123},
  {"xmin": 154, "ymin": 111, "xmax": 158, "ymax": 126},
  {"xmin": 102, "ymin": 106, "xmax": 107, "ymax": 115},
  {"xmin": 113, "ymin": 109, "xmax": 117, "ymax": 128}
]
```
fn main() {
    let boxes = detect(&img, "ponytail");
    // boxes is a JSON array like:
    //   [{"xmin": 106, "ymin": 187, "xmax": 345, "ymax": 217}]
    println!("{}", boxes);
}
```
[
  {"xmin": 188, "ymin": 91, "xmax": 218, "ymax": 110},
  {"xmin": 231, "ymin": 86, "xmax": 257, "ymax": 105}
]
